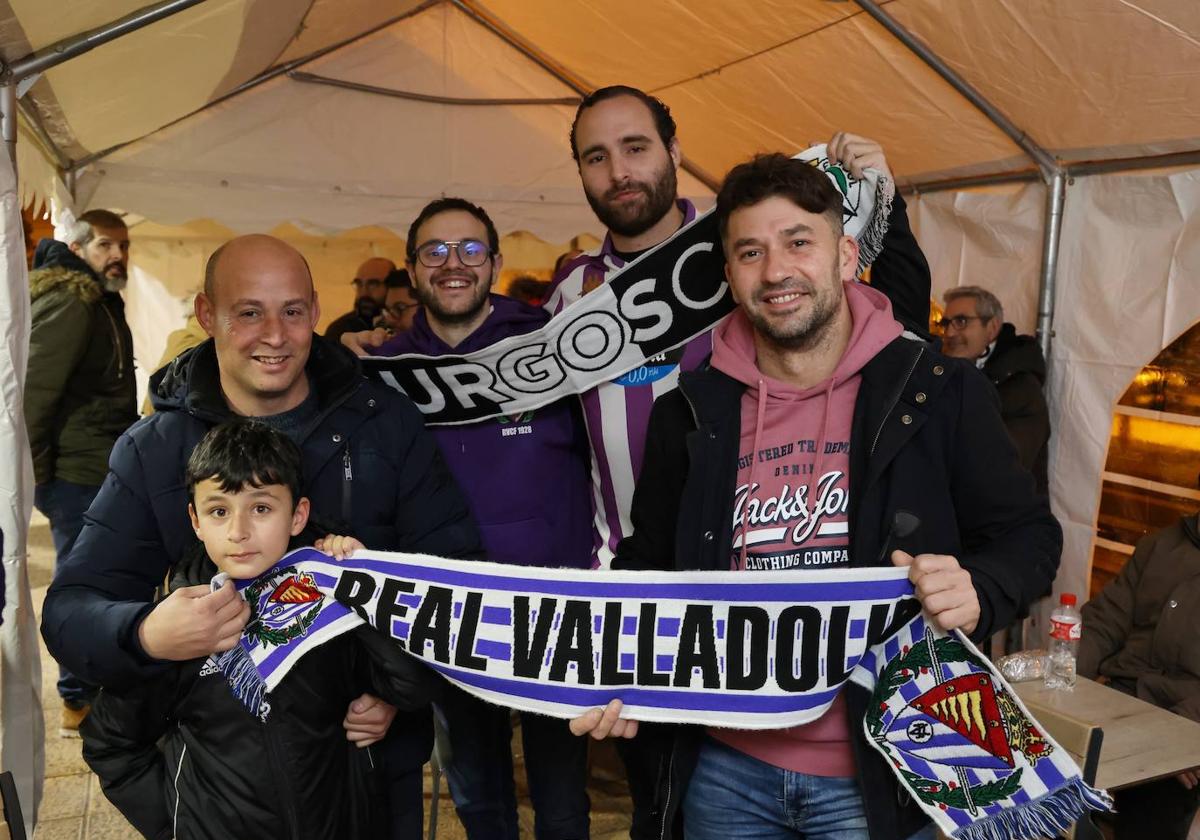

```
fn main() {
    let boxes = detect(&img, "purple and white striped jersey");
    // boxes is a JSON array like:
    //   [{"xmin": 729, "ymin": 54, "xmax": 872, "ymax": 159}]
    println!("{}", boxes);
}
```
[{"xmin": 545, "ymin": 200, "xmax": 713, "ymax": 568}]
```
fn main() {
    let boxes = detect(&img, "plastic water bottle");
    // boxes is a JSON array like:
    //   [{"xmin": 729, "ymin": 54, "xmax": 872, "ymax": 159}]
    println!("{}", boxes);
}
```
[{"xmin": 1045, "ymin": 593, "xmax": 1081, "ymax": 690}]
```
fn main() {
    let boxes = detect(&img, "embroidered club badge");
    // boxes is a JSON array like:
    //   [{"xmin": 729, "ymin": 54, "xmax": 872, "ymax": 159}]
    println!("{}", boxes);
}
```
[
  {"xmin": 244, "ymin": 567, "xmax": 324, "ymax": 648},
  {"xmin": 866, "ymin": 626, "xmax": 1109, "ymax": 837}
]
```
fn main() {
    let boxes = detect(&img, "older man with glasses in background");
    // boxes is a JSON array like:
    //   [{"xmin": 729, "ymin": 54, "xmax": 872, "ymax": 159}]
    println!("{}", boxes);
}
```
[
  {"xmin": 325, "ymin": 256, "xmax": 395, "ymax": 346},
  {"xmin": 940, "ymin": 286, "xmax": 1050, "ymax": 494}
]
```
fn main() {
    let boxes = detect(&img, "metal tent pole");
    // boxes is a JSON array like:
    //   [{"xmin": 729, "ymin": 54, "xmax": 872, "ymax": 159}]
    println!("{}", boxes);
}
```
[
  {"xmin": 851, "ymin": 0, "xmax": 1058, "ymax": 175},
  {"xmin": 66, "ymin": 0, "xmax": 441, "ymax": 176},
  {"xmin": 5, "ymin": 0, "xmax": 207, "ymax": 82},
  {"xmin": 852, "ymin": 0, "xmax": 1065, "ymax": 356},
  {"xmin": 1, "ymin": 82, "xmax": 15, "ymax": 169},
  {"xmin": 0, "ymin": 0, "xmax": 208, "ymax": 183},
  {"xmin": 1036, "ymin": 172, "xmax": 1067, "ymax": 358},
  {"xmin": 287, "ymin": 70, "xmax": 581, "ymax": 106}
]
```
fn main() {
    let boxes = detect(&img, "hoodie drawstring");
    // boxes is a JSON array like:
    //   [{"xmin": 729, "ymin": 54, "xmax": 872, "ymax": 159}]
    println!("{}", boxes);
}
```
[
  {"xmin": 738, "ymin": 380, "xmax": 770, "ymax": 570},
  {"xmin": 810, "ymin": 379, "xmax": 836, "ymax": 503}
]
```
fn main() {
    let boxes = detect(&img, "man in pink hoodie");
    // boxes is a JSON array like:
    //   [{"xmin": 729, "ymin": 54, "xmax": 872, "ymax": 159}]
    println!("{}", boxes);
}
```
[{"xmin": 575, "ymin": 154, "xmax": 1061, "ymax": 840}]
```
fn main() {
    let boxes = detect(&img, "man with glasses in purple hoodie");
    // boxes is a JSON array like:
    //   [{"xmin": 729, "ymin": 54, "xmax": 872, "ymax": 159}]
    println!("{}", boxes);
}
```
[{"xmin": 367, "ymin": 197, "xmax": 594, "ymax": 840}]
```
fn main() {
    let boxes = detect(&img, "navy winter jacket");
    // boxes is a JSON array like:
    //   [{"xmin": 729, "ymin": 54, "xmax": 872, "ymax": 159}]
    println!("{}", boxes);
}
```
[{"xmin": 41, "ymin": 335, "xmax": 482, "ymax": 690}]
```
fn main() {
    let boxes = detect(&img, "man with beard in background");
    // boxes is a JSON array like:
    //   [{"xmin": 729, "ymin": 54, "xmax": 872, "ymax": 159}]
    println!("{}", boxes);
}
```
[
  {"xmin": 326, "ymin": 256, "xmax": 395, "ymax": 345},
  {"xmin": 26, "ymin": 208, "xmax": 137, "ymax": 735}
]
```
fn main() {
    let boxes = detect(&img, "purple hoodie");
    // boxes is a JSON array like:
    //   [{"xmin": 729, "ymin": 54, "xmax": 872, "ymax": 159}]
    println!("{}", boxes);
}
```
[{"xmin": 371, "ymin": 295, "xmax": 593, "ymax": 568}]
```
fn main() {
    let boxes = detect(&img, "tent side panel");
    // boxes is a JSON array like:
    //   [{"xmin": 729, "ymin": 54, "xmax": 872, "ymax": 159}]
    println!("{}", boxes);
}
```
[{"xmin": 0, "ymin": 141, "xmax": 44, "ymax": 834}]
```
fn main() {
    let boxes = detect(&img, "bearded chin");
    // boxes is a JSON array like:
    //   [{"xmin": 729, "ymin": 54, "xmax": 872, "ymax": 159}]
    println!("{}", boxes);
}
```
[
  {"xmin": 587, "ymin": 163, "xmax": 678, "ymax": 239},
  {"xmin": 103, "ymin": 275, "xmax": 127, "ymax": 293}
]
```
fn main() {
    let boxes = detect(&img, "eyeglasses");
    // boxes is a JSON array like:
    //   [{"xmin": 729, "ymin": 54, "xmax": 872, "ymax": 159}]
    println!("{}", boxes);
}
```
[
  {"xmin": 387, "ymin": 301, "xmax": 420, "ymax": 317},
  {"xmin": 415, "ymin": 239, "xmax": 491, "ymax": 268},
  {"xmin": 937, "ymin": 315, "xmax": 987, "ymax": 331}
]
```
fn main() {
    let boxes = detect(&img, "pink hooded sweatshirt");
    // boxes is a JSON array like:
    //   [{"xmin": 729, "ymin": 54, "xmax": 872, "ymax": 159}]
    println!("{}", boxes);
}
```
[{"xmin": 708, "ymin": 281, "xmax": 902, "ymax": 776}]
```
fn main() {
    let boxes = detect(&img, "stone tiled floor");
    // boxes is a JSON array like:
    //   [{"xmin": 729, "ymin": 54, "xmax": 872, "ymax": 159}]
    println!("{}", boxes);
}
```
[{"xmin": 20, "ymin": 516, "xmax": 633, "ymax": 839}]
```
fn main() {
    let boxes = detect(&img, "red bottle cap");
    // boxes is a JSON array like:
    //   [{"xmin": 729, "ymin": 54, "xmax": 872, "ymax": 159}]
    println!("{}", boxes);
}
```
[{"xmin": 1060, "ymin": 593, "xmax": 1077, "ymax": 606}]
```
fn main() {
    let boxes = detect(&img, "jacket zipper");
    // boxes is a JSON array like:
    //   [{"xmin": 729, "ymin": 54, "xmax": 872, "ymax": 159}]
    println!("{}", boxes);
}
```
[
  {"xmin": 659, "ymin": 749, "xmax": 675, "ymax": 840},
  {"xmin": 263, "ymin": 714, "xmax": 301, "ymax": 840},
  {"xmin": 101, "ymin": 303, "xmax": 126, "ymax": 379},
  {"xmin": 172, "ymin": 739, "xmax": 188, "ymax": 837},
  {"xmin": 869, "ymin": 346, "xmax": 924, "ymax": 456},
  {"xmin": 342, "ymin": 443, "xmax": 353, "ymax": 521}
]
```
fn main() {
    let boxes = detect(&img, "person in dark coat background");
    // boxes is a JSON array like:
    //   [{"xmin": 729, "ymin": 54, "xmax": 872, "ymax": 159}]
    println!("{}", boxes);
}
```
[
  {"xmin": 1079, "ymin": 499, "xmax": 1200, "ymax": 840},
  {"xmin": 940, "ymin": 285, "xmax": 1050, "ymax": 494},
  {"xmin": 26, "ymin": 209, "xmax": 137, "ymax": 734}
]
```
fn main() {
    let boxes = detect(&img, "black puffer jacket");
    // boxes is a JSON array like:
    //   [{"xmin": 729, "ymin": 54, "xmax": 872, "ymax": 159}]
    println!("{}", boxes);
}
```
[
  {"xmin": 983, "ymin": 323, "xmax": 1050, "ymax": 494},
  {"xmin": 25, "ymin": 239, "xmax": 136, "ymax": 486},
  {"xmin": 613, "ymin": 335, "xmax": 1062, "ymax": 840},
  {"xmin": 82, "ymin": 541, "xmax": 441, "ymax": 840}
]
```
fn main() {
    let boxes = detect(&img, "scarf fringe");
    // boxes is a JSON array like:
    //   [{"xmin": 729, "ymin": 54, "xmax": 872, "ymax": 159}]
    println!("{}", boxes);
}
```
[
  {"xmin": 216, "ymin": 644, "xmax": 269, "ymax": 721},
  {"xmin": 858, "ymin": 175, "xmax": 895, "ymax": 274},
  {"xmin": 951, "ymin": 777, "xmax": 1114, "ymax": 840}
]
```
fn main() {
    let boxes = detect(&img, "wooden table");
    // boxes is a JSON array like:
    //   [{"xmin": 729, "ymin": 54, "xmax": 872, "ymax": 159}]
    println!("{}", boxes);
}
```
[{"xmin": 1014, "ymin": 677, "xmax": 1200, "ymax": 790}]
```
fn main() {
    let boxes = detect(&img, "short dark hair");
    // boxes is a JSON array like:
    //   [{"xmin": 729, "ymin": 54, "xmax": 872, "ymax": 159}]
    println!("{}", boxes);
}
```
[
  {"xmin": 715, "ymin": 153, "xmax": 844, "ymax": 241},
  {"xmin": 69, "ymin": 209, "xmax": 127, "ymax": 248},
  {"xmin": 569, "ymin": 85, "xmax": 676, "ymax": 163},
  {"xmin": 186, "ymin": 420, "xmax": 303, "ymax": 508},
  {"xmin": 385, "ymin": 267, "xmax": 413, "ymax": 289},
  {"xmin": 405, "ymin": 197, "xmax": 500, "ymax": 265},
  {"xmin": 77, "ymin": 209, "xmax": 126, "ymax": 232}
]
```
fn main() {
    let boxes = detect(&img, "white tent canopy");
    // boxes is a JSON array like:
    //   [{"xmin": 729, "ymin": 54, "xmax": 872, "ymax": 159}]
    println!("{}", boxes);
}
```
[{"xmin": 0, "ymin": 0, "xmax": 1198, "ymax": 832}]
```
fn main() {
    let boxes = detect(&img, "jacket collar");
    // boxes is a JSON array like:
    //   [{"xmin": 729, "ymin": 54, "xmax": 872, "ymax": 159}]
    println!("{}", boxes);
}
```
[{"xmin": 150, "ymin": 334, "xmax": 365, "ymax": 428}]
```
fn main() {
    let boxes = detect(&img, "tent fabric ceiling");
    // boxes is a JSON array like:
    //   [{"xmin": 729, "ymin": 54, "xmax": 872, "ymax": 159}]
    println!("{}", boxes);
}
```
[
  {"xmin": 5, "ymin": 0, "xmax": 1199, "ymax": 237},
  {"xmin": 76, "ymin": 2, "xmax": 711, "ymax": 240}
]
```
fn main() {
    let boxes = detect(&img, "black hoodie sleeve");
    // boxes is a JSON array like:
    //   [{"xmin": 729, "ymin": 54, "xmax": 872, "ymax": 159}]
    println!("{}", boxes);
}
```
[
  {"xmin": 81, "ymin": 675, "xmax": 179, "ymax": 840},
  {"xmin": 867, "ymin": 192, "xmax": 932, "ymax": 335}
]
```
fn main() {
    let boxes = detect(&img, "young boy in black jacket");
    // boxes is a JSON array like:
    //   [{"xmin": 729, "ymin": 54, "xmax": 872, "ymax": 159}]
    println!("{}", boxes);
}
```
[{"xmin": 81, "ymin": 420, "xmax": 439, "ymax": 840}]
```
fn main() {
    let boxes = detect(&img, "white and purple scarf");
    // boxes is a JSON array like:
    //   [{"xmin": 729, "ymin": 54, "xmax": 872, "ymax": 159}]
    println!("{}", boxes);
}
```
[{"xmin": 213, "ymin": 548, "xmax": 1110, "ymax": 840}]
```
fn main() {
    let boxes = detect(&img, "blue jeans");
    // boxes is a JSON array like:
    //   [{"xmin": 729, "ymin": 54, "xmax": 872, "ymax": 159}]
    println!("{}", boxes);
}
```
[
  {"xmin": 684, "ymin": 737, "xmax": 940, "ymax": 840},
  {"xmin": 34, "ymin": 479, "xmax": 101, "ymax": 707},
  {"xmin": 438, "ymin": 685, "xmax": 590, "ymax": 839}
]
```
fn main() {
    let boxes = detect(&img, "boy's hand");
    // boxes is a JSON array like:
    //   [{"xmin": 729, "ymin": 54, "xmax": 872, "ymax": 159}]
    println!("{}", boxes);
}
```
[
  {"xmin": 314, "ymin": 534, "xmax": 365, "ymax": 560},
  {"xmin": 569, "ymin": 699, "xmax": 639, "ymax": 740},
  {"xmin": 341, "ymin": 328, "xmax": 388, "ymax": 357},
  {"xmin": 344, "ymin": 693, "xmax": 397, "ymax": 748},
  {"xmin": 137, "ymin": 581, "xmax": 250, "ymax": 661},
  {"xmin": 891, "ymin": 550, "xmax": 980, "ymax": 635}
]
